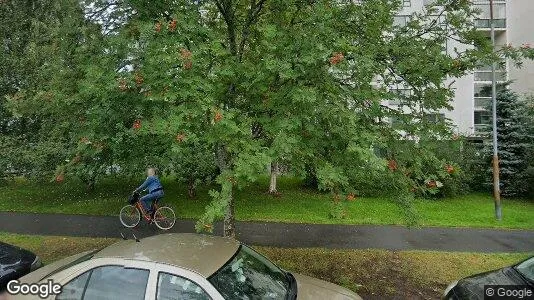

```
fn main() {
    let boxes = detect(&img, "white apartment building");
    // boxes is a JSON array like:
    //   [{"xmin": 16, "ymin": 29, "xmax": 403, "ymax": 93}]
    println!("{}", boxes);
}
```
[{"xmin": 394, "ymin": 0, "xmax": 534, "ymax": 136}]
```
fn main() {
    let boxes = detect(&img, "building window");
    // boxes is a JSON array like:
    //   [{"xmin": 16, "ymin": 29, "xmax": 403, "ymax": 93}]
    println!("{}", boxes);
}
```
[
  {"xmin": 474, "ymin": 61, "xmax": 507, "ymax": 82},
  {"xmin": 430, "ymin": 15, "xmax": 448, "ymax": 52},
  {"xmin": 474, "ymin": 83, "xmax": 492, "ymax": 98},
  {"xmin": 474, "ymin": 3, "xmax": 506, "ymax": 19},
  {"xmin": 424, "ymin": 113, "xmax": 445, "ymax": 124},
  {"xmin": 393, "ymin": 15, "xmax": 411, "ymax": 27},
  {"xmin": 403, "ymin": 0, "xmax": 411, "ymax": 7},
  {"xmin": 474, "ymin": 72, "xmax": 506, "ymax": 82},
  {"xmin": 475, "ymin": 97, "xmax": 491, "ymax": 108},
  {"xmin": 388, "ymin": 88, "xmax": 412, "ymax": 105},
  {"xmin": 474, "ymin": 111, "xmax": 492, "ymax": 133},
  {"xmin": 474, "ymin": 111, "xmax": 491, "ymax": 125},
  {"xmin": 474, "ymin": 3, "xmax": 506, "ymax": 28}
]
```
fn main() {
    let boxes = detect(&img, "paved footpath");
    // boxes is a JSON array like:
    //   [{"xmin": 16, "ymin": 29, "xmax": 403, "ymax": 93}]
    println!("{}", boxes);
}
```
[{"xmin": 1, "ymin": 212, "xmax": 533, "ymax": 253}]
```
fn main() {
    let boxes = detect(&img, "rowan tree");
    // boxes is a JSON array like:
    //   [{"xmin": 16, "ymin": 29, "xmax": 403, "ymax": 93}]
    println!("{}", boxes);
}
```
[
  {"xmin": 99, "ymin": 0, "xmax": 498, "ymax": 236},
  {"xmin": 7, "ymin": 0, "xmax": 534, "ymax": 236}
]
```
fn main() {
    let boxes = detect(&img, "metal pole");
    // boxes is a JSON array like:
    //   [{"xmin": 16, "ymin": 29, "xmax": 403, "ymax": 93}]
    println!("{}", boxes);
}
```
[{"xmin": 490, "ymin": 0, "xmax": 502, "ymax": 220}]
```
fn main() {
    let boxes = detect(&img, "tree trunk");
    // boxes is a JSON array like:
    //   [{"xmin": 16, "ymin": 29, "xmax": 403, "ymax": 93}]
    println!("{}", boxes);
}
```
[
  {"xmin": 268, "ymin": 161, "xmax": 278, "ymax": 194},
  {"xmin": 223, "ymin": 188, "xmax": 235, "ymax": 238},
  {"xmin": 187, "ymin": 178, "xmax": 196, "ymax": 199},
  {"xmin": 86, "ymin": 180, "xmax": 95, "ymax": 191},
  {"xmin": 81, "ymin": 175, "xmax": 96, "ymax": 192},
  {"xmin": 216, "ymin": 144, "xmax": 235, "ymax": 237},
  {"xmin": 214, "ymin": 0, "xmax": 264, "ymax": 237},
  {"xmin": 303, "ymin": 164, "xmax": 319, "ymax": 189}
]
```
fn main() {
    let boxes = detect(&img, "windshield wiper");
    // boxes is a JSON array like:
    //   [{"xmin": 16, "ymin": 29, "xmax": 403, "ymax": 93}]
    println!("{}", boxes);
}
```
[
  {"xmin": 285, "ymin": 272, "xmax": 297, "ymax": 300},
  {"xmin": 512, "ymin": 267, "xmax": 534, "ymax": 285}
]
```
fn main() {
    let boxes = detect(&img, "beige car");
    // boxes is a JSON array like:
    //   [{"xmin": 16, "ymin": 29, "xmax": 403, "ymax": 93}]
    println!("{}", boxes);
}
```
[{"xmin": 11, "ymin": 233, "xmax": 361, "ymax": 300}]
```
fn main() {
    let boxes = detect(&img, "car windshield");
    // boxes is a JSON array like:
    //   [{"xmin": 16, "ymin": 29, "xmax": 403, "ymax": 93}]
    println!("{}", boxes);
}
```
[
  {"xmin": 515, "ymin": 257, "xmax": 534, "ymax": 282},
  {"xmin": 208, "ymin": 245, "xmax": 289, "ymax": 299}
]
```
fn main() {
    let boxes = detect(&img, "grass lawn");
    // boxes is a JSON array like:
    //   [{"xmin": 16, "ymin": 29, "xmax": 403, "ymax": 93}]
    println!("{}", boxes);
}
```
[
  {"xmin": 1, "ymin": 176, "xmax": 533, "ymax": 230},
  {"xmin": 1, "ymin": 232, "xmax": 531, "ymax": 299}
]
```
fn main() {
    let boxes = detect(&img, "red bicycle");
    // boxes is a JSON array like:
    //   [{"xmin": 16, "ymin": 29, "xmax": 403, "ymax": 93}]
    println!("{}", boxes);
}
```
[{"xmin": 119, "ymin": 192, "xmax": 176, "ymax": 230}]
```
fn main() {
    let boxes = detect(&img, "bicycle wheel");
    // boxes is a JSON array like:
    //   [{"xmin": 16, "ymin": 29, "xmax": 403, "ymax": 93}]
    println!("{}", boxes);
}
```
[
  {"xmin": 120, "ymin": 205, "xmax": 141, "ymax": 228},
  {"xmin": 153, "ymin": 206, "xmax": 176, "ymax": 230}
]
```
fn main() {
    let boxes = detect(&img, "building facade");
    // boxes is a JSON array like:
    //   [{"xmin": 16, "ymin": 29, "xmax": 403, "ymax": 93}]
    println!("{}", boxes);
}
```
[{"xmin": 396, "ymin": 0, "xmax": 534, "ymax": 136}]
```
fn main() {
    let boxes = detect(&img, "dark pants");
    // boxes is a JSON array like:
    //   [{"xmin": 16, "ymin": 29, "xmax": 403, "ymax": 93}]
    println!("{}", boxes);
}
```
[{"xmin": 140, "ymin": 190, "xmax": 164, "ymax": 212}]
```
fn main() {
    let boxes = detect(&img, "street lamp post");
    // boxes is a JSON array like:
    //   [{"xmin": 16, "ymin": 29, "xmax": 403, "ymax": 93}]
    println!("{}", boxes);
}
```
[{"xmin": 489, "ymin": 0, "xmax": 502, "ymax": 220}]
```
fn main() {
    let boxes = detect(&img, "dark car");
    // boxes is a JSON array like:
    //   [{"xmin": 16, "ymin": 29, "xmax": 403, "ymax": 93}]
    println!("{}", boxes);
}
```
[
  {"xmin": 0, "ymin": 242, "xmax": 42, "ymax": 291},
  {"xmin": 443, "ymin": 256, "xmax": 534, "ymax": 299}
]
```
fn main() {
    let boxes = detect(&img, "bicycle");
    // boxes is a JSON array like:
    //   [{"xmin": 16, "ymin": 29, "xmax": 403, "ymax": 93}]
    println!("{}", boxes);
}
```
[{"xmin": 119, "ymin": 192, "xmax": 176, "ymax": 230}]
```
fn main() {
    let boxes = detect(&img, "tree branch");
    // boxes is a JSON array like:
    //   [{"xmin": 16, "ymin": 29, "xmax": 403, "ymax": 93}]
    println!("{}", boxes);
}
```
[
  {"xmin": 85, "ymin": 1, "xmax": 122, "ymax": 21},
  {"xmin": 237, "ymin": 0, "xmax": 266, "ymax": 61}
]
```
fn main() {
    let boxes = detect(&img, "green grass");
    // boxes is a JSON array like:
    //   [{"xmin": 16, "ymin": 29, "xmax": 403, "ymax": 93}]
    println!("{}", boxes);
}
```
[
  {"xmin": 258, "ymin": 247, "xmax": 532, "ymax": 299},
  {"xmin": 1, "ymin": 232, "xmax": 531, "ymax": 299},
  {"xmin": 0, "ymin": 232, "xmax": 115, "ymax": 264},
  {"xmin": 1, "ymin": 176, "xmax": 533, "ymax": 229}
]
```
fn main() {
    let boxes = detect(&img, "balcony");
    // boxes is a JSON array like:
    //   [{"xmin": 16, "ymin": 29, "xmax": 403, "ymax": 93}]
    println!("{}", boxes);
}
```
[
  {"xmin": 473, "ymin": 3, "xmax": 506, "ymax": 30},
  {"xmin": 474, "ymin": 124, "xmax": 491, "ymax": 134},
  {"xmin": 475, "ymin": 19, "xmax": 506, "ymax": 29}
]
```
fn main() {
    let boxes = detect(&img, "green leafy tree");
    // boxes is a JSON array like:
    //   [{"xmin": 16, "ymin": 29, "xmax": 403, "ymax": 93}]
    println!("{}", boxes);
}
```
[
  {"xmin": 170, "ymin": 140, "xmax": 218, "ymax": 199},
  {"xmin": 7, "ymin": 0, "xmax": 534, "ymax": 236},
  {"xmin": 0, "ymin": 0, "xmax": 68, "ymax": 179},
  {"xmin": 484, "ymin": 88, "xmax": 534, "ymax": 197},
  {"xmin": 103, "ymin": 0, "xmax": 499, "ymax": 236},
  {"xmin": 3, "ymin": 0, "xmax": 146, "ymax": 187}
]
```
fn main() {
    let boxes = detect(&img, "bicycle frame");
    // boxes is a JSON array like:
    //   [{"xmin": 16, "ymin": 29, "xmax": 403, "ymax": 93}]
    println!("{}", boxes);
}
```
[{"xmin": 134, "ymin": 200, "xmax": 159, "ymax": 221}]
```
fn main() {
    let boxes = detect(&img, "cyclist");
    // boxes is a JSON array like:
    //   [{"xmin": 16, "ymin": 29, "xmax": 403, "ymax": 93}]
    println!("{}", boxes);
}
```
[{"xmin": 133, "ymin": 167, "xmax": 164, "ymax": 218}]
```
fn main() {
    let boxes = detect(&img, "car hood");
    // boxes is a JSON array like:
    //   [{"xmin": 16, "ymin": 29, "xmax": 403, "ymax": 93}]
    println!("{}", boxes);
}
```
[
  {"xmin": 293, "ymin": 273, "xmax": 362, "ymax": 300},
  {"xmin": 452, "ymin": 267, "xmax": 526, "ymax": 299}
]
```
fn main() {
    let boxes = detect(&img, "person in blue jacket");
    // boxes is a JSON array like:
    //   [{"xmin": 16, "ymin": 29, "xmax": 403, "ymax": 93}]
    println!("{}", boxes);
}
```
[{"xmin": 133, "ymin": 167, "xmax": 164, "ymax": 217}]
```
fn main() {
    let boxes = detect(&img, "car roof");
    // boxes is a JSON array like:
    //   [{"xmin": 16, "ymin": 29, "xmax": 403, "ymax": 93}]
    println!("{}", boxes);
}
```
[{"xmin": 93, "ymin": 233, "xmax": 240, "ymax": 277}]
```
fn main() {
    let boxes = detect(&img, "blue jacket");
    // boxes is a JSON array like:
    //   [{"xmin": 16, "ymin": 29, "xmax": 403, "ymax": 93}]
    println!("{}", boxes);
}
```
[{"xmin": 135, "ymin": 176, "xmax": 163, "ymax": 193}]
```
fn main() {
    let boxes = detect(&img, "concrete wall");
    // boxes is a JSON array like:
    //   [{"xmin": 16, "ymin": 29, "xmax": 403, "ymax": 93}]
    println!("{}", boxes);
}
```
[
  {"xmin": 399, "ymin": 0, "xmax": 476, "ymax": 134},
  {"xmin": 447, "ymin": 74, "xmax": 476, "ymax": 135},
  {"xmin": 507, "ymin": 0, "xmax": 534, "ymax": 96}
]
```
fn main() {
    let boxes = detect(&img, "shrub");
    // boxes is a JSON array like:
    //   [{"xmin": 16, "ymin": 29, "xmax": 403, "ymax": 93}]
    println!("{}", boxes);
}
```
[{"xmin": 373, "ymin": 138, "xmax": 476, "ymax": 199}]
